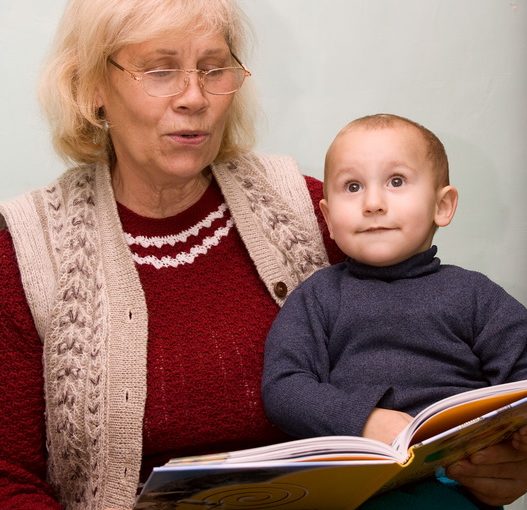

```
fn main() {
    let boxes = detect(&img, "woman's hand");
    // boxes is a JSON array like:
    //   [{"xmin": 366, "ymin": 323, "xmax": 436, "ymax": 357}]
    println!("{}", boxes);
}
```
[
  {"xmin": 446, "ymin": 426, "xmax": 527, "ymax": 506},
  {"xmin": 362, "ymin": 408, "xmax": 413, "ymax": 445}
]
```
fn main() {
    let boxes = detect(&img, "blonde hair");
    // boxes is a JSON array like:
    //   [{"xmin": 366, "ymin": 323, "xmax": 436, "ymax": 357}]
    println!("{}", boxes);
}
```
[
  {"xmin": 324, "ymin": 113, "xmax": 450, "ymax": 197},
  {"xmin": 39, "ymin": 0, "xmax": 256, "ymax": 166}
]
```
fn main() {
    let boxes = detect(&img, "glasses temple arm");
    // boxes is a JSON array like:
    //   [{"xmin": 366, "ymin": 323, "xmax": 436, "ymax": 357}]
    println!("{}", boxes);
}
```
[
  {"xmin": 108, "ymin": 58, "xmax": 125, "ymax": 72},
  {"xmin": 230, "ymin": 52, "xmax": 249, "ymax": 72},
  {"xmin": 108, "ymin": 58, "xmax": 141, "ymax": 81}
]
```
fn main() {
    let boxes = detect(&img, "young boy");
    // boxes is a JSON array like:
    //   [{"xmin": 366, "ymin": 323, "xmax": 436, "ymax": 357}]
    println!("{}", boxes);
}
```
[{"xmin": 262, "ymin": 113, "xmax": 527, "ymax": 446}]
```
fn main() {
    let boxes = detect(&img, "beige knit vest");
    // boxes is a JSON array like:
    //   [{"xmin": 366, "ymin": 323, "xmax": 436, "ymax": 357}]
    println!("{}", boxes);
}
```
[{"xmin": 0, "ymin": 152, "xmax": 328, "ymax": 509}]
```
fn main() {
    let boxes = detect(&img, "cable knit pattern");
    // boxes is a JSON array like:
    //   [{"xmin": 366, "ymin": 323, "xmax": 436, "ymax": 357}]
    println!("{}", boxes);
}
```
[
  {"xmin": 212, "ymin": 153, "xmax": 328, "ymax": 303},
  {"xmin": 0, "ymin": 166, "xmax": 148, "ymax": 510},
  {"xmin": 43, "ymin": 170, "xmax": 107, "ymax": 506},
  {"xmin": 0, "ymin": 152, "xmax": 329, "ymax": 509}
]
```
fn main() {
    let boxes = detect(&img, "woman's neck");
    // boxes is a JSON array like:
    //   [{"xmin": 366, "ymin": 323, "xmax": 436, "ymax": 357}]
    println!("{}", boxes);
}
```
[{"xmin": 111, "ymin": 164, "xmax": 212, "ymax": 219}]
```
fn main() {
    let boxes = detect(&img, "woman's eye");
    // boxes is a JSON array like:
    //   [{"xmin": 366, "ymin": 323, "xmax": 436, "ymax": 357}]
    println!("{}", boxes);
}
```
[
  {"xmin": 149, "ymin": 70, "xmax": 173, "ymax": 78},
  {"xmin": 201, "ymin": 65, "xmax": 223, "ymax": 72},
  {"xmin": 389, "ymin": 176, "xmax": 404, "ymax": 188},
  {"xmin": 205, "ymin": 68, "xmax": 226, "ymax": 80},
  {"xmin": 346, "ymin": 182, "xmax": 362, "ymax": 193},
  {"xmin": 198, "ymin": 61, "xmax": 228, "ymax": 72}
]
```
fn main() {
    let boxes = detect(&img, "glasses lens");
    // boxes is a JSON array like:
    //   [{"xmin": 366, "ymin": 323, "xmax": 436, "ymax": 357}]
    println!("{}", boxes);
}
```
[
  {"xmin": 204, "ymin": 68, "xmax": 246, "ymax": 95},
  {"xmin": 143, "ymin": 69, "xmax": 187, "ymax": 97},
  {"xmin": 142, "ymin": 68, "xmax": 247, "ymax": 97}
]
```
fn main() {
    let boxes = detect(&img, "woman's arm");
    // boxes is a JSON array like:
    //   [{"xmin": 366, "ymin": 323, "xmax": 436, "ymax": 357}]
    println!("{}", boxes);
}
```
[{"xmin": 0, "ymin": 229, "xmax": 62, "ymax": 509}]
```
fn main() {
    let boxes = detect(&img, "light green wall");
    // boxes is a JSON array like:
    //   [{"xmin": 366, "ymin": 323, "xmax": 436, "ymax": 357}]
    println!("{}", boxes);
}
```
[
  {"xmin": 1, "ymin": 0, "xmax": 526, "ymax": 306},
  {"xmin": 239, "ymin": 0, "xmax": 527, "ymax": 306}
]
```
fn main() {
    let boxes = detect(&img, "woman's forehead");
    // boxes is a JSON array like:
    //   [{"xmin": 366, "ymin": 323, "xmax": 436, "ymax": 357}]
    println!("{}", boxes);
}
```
[
  {"xmin": 117, "ymin": 32, "xmax": 230, "ymax": 60},
  {"xmin": 110, "ymin": 2, "xmax": 235, "ymax": 48}
]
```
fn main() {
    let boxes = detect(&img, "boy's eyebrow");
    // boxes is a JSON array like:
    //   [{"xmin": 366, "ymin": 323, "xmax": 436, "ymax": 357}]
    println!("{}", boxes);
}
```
[
  {"xmin": 331, "ymin": 161, "xmax": 420, "ymax": 177},
  {"xmin": 386, "ymin": 160, "xmax": 418, "ymax": 171},
  {"xmin": 330, "ymin": 166, "xmax": 358, "ymax": 180}
]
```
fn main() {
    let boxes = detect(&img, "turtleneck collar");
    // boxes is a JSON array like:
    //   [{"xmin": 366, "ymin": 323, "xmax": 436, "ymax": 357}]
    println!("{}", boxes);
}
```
[{"xmin": 346, "ymin": 245, "xmax": 440, "ymax": 282}]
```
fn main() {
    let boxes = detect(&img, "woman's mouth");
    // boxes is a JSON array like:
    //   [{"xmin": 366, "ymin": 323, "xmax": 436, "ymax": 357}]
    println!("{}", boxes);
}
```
[{"xmin": 168, "ymin": 132, "xmax": 209, "ymax": 145}]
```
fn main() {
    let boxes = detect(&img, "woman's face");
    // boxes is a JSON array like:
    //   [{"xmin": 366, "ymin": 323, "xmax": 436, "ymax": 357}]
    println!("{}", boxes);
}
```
[{"xmin": 97, "ymin": 32, "xmax": 235, "ymax": 186}]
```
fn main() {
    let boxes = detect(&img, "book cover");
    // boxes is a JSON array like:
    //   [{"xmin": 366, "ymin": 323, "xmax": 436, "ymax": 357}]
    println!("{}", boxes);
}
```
[{"xmin": 135, "ymin": 380, "xmax": 527, "ymax": 509}]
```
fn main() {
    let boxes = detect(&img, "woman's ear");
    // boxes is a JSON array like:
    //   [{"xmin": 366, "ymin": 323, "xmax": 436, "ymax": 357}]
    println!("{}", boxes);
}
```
[
  {"xmin": 95, "ymin": 94, "xmax": 104, "ymax": 109},
  {"xmin": 319, "ymin": 198, "xmax": 335, "ymax": 239},
  {"xmin": 434, "ymin": 185, "xmax": 458, "ymax": 227},
  {"xmin": 94, "ymin": 83, "xmax": 106, "ymax": 109}
]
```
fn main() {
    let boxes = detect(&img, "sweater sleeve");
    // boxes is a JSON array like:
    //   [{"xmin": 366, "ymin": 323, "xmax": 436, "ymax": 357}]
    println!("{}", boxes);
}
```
[
  {"xmin": 469, "ymin": 272, "xmax": 527, "ymax": 383},
  {"xmin": 0, "ymin": 229, "xmax": 62, "ymax": 509},
  {"xmin": 262, "ymin": 271, "xmax": 390, "ymax": 438}
]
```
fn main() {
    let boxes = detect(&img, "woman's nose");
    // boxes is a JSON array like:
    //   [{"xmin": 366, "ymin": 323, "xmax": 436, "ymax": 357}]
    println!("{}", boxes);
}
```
[{"xmin": 171, "ymin": 72, "xmax": 208, "ymax": 111}]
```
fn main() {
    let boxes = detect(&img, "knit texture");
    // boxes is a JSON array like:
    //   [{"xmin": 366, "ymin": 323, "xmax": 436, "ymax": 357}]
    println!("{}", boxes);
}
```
[
  {"xmin": 263, "ymin": 246, "xmax": 527, "ymax": 439},
  {"xmin": 0, "ymin": 168, "xmax": 149, "ymax": 509},
  {"xmin": 120, "ymin": 177, "xmax": 320, "ymax": 479},
  {"xmin": 0, "ymin": 229, "xmax": 61, "ymax": 510},
  {"xmin": 212, "ymin": 153, "xmax": 329, "ymax": 303},
  {"xmin": 0, "ymin": 153, "xmax": 332, "ymax": 509}
]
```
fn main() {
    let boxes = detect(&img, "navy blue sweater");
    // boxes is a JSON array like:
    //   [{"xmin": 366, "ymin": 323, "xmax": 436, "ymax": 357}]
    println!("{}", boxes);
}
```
[{"xmin": 262, "ymin": 246, "xmax": 527, "ymax": 438}]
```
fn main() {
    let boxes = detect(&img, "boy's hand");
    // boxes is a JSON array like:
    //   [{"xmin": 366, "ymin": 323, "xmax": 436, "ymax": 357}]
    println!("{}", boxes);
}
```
[
  {"xmin": 362, "ymin": 408, "xmax": 413, "ymax": 445},
  {"xmin": 445, "ymin": 425, "xmax": 527, "ymax": 506}
]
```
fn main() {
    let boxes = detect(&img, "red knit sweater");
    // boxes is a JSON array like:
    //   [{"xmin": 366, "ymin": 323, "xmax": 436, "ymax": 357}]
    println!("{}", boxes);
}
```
[{"xmin": 0, "ymin": 176, "xmax": 340, "ymax": 508}]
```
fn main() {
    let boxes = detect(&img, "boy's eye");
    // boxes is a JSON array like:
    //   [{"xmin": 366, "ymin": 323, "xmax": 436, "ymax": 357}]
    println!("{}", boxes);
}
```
[
  {"xmin": 346, "ymin": 182, "xmax": 362, "ymax": 193},
  {"xmin": 389, "ymin": 176, "xmax": 404, "ymax": 188}
]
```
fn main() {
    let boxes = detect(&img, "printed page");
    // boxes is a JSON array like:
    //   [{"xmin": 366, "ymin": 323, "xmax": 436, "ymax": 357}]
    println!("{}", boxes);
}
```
[
  {"xmin": 389, "ymin": 395, "xmax": 527, "ymax": 489},
  {"xmin": 392, "ymin": 380, "xmax": 527, "ymax": 452}
]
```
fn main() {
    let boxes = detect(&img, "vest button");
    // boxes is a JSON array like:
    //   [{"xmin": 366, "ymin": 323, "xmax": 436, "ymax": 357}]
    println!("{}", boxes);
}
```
[{"xmin": 273, "ymin": 281, "xmax": 288, "ymax": 299}]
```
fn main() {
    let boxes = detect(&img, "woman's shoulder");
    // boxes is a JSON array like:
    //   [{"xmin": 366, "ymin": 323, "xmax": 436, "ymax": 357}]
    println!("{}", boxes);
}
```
[
  {"xmin": 0, "ymin": 227, "xmax": 17, "ymax": 266},
  {"xmin": 0, "ymin": 227, "xmax": 25, "ymax": 291},
  {"xmin": 254, "ymin": 154, "xmax": 344, "ymax": 265},
  {"xmin": 0, "ymin": 228, "xmax": 36, "ymax": 329},
  {"xmin": 220, "ymin": 151, "xmax": 344, "ymax": 265}
]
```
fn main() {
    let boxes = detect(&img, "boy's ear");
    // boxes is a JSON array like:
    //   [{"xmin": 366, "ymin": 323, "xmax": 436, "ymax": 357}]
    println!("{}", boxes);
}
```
[
  {"xmin": 434, "ymin": 185, "xmax": 458, "ymax": 227},
  {"xmin": 319, "ymin": 198, "xmax": 335, "ymax": 239}
]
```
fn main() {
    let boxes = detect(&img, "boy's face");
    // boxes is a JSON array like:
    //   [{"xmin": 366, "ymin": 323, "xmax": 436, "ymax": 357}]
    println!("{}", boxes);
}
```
[{"xmin": 320, "ymin": 124, "xmax": 447, "ymax": 267}]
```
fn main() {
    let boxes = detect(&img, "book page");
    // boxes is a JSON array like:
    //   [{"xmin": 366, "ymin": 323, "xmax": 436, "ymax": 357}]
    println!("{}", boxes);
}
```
[
  {"xmin": 167, "ymin": 436, "xmax": 402, "ymax": 465},
  {"xmin": 393, "ymin": 380, "xmax": 527, "ymax": 451},
  {"xmin": 389, "ymin": 395, "xmax": 527, "ymax": 489}
]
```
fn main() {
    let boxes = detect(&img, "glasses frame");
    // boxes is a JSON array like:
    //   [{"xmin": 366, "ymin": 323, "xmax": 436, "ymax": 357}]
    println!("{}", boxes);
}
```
[{"xmin": 108, "ymin": 52, "xmax": 251, "ymax": 97}]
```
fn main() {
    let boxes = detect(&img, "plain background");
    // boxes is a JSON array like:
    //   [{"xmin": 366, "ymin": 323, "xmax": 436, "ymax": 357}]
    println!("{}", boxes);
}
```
[{"xmin": 0, "ymin": 1, "xmax": 526, "ymax": 508}]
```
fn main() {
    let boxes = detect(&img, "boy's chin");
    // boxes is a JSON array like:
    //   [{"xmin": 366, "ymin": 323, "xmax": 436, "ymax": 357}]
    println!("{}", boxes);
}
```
[{"xmin": 350, "ymin": 248, "xmax": 412, "ymax": 267}]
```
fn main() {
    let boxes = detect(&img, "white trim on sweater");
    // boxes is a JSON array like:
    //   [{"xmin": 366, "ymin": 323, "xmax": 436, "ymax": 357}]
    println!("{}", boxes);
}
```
[{"xmin": 0, "ymin": 152, "xmax": 328, "ymax": 509}]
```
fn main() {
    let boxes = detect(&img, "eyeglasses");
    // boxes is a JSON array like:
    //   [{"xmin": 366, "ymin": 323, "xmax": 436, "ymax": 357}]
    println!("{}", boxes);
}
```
[{"xmin": 108, "ymin": 53, "xmax": 251, "ymax": 97}]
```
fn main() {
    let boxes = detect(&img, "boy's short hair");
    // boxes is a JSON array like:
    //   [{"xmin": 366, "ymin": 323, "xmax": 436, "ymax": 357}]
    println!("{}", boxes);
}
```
[{"xmin": 324, "ymin": 113, "xmax": 450, "ymax": 196}]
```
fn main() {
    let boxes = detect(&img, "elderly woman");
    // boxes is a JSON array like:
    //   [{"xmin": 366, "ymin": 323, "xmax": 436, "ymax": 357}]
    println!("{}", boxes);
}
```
[{"xmin": 0, "ymin": 0, "xmax": 525, "ymax": 509}]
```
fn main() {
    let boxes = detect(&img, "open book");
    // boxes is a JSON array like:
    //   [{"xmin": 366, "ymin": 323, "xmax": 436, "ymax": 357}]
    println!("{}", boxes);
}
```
[{"xmin": 135, "ymin": 380, "xmax": 527, "ymax": 510}]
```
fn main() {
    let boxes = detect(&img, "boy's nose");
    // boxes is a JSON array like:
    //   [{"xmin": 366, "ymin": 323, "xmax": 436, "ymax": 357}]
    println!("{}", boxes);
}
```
[{"xmin": 363, "ymin": 188, "xmax": 386, "ymax": 214}]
